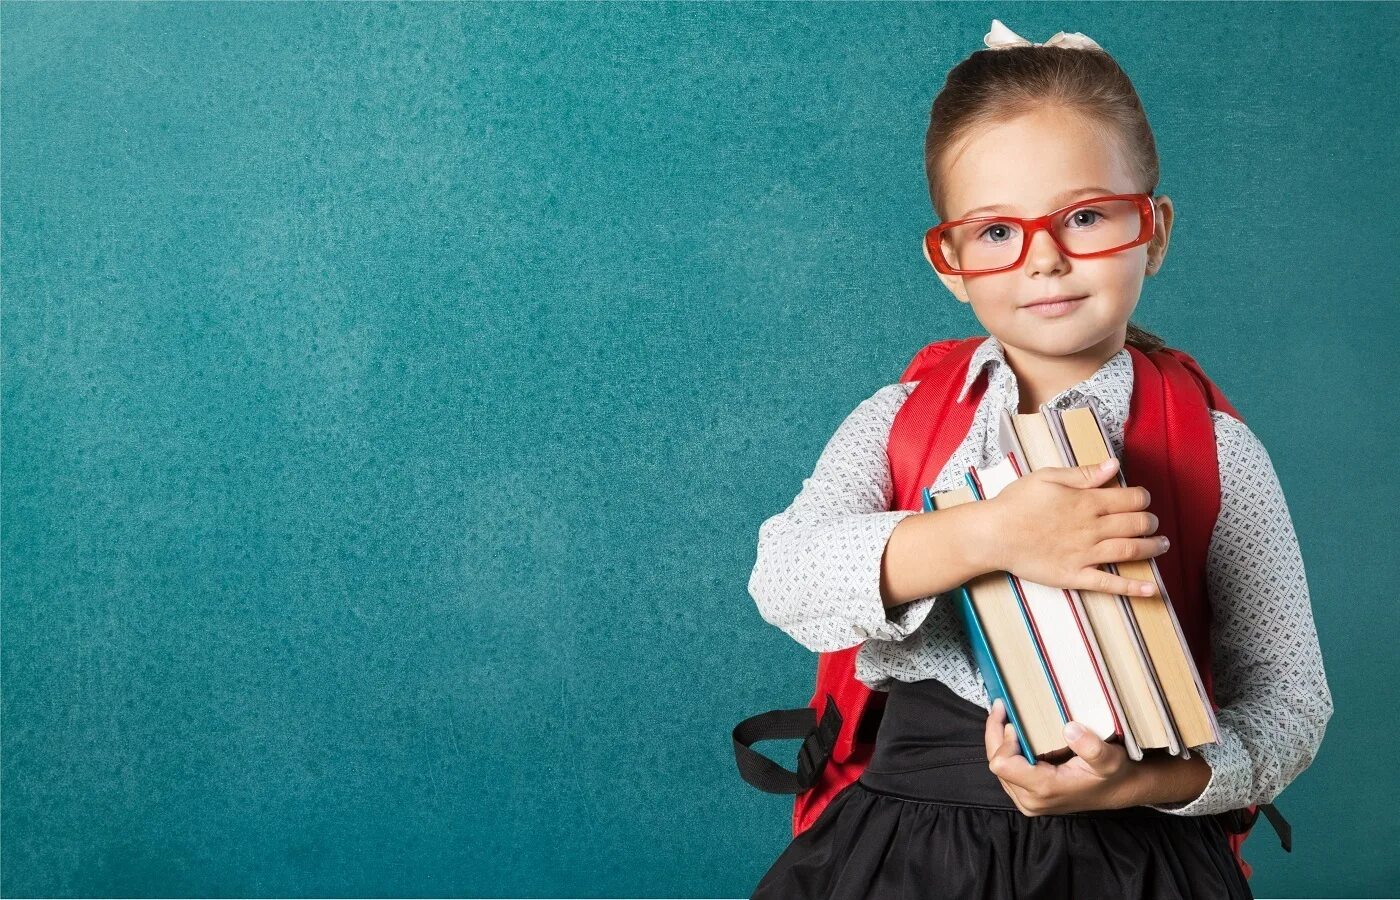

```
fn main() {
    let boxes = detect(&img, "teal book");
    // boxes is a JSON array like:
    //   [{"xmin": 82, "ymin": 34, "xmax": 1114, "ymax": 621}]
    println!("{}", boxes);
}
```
[{"xmin": 921, "ymin": 480, "xmax": 1042, "ymax": 762}]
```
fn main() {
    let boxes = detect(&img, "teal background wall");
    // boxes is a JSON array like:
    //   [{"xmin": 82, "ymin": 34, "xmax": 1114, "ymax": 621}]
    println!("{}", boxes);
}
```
[{"xmin": 3, "ymin": 2, "xmax": 1395, "ymax": 897}]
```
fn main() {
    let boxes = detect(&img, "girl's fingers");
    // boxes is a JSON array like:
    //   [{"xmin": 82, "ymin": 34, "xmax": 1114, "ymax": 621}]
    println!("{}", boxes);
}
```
[
  {"xmin": 983, "ymin": 698, "xmax": 1006, "ymax": 760},
  {"xmin": 1100, "ymin": 484, "xmax": 1152, "ymax": 515},
  {"xmin": 1096, "ymin": 510, "xmax": 1159, "ymax": 539},
  {"xmin": 989, "ymin": 721, "xmax": 1035, "ymax": 785},
  {"xmin": 1083, "ymin": 565, "xmax": 1158, "ymax": 597},
  {"xmin": 1091, "ymin": 535, "xmax": 1170, "ymax": 566}
]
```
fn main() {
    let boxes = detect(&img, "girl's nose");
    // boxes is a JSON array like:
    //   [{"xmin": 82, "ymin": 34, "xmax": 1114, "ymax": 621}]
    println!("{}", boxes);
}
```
[{"xmin": 1023, "ymin": 228, "xmax": 1071, "ymax": 277}]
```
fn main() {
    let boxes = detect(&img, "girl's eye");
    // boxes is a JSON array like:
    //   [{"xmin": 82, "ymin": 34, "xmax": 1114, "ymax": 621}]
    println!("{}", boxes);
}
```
[
  {"xmin": 1067, "ymin": 208, "xmax": 1104, "ymax": 227},
  {"xmin": 976, "ymin": 222, "xmax": 1019, "ymax": 243}
]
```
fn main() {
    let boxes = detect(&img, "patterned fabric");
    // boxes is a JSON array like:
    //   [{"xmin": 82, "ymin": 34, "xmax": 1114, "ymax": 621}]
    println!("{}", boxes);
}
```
[{"xmin": 747, "ymin": 335, "xmax": 1332, "ymax": 817}]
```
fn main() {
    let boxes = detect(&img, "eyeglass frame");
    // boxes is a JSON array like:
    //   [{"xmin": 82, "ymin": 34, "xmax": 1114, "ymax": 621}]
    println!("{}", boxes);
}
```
[{"xmin": 924, "ymin": 192, "xmax": 1157, "ymax": 276}]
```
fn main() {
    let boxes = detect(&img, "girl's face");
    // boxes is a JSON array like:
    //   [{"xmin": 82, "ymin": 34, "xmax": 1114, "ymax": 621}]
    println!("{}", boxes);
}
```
[{"xmin": 926, "ymin": 106, "xmax": 1173, "ymax": 361}]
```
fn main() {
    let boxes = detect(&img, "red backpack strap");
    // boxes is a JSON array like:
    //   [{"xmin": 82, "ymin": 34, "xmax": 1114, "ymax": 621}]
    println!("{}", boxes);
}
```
[
  {"xmin": 791, "ymin": 337, "xmax": 988, "ymax": 836},
  {"xmin": 823, "ymin": 336, "xmax": 986, "ymax": 761},
  {"xmin": 887, "ymin": 337, "xmax": 989, "ymax": 511},
  {"xmin": 1158, "ymin": 349, "xmax": 1294, "ymax": 874},
  {"xmin": 1130, "ymin": 347, "xmax": 1291, "ymax": 879},
  {"xmin": 1124, "ymin": 344, "xmax": 1253, "ymax": 705},
  {"xmin": 1157, "ymin": 346, "xmax": 1243, "ymax": 421},
  {"xmin": 897, "ymin": 337, "xmax": 967, "ymax": 383},
  {"xmin": 1123, "ymin": 346, "xmax": 1221, "ymax": 703}
]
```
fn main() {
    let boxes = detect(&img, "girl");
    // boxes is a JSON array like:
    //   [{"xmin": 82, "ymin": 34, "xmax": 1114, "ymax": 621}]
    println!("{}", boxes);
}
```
[{"xmin": 746, "ymin": 20, "xmax": 1332, "ymax": 900}]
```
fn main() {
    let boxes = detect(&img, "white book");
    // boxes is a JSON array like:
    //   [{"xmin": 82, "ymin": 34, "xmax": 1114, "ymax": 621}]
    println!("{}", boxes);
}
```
[{"xmin": 970, "ymin": 455, "xmax": 1120, "ymax": 744}]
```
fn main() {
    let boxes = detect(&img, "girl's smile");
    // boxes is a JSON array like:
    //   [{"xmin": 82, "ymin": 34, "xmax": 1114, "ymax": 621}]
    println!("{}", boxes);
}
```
[{"xmin": 1021, "ymin": 294, "xmax": 1090, "ymax": 318}]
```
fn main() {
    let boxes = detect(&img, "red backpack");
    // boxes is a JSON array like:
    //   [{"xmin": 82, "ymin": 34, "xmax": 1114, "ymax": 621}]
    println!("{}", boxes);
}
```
[{"xmin": 733, "ymin": 336, "xmax": 1291, "ymax": 882}]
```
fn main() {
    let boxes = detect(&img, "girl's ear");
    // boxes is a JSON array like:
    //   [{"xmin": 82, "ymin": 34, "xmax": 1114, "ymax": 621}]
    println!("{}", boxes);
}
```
[
  {"xmin": 1146, "ymin": 195, "xmax": 1174, "ymax": 275},
  {"xmin": 923, "ymin": 236, "xmax": 973, "ymax": 304}
]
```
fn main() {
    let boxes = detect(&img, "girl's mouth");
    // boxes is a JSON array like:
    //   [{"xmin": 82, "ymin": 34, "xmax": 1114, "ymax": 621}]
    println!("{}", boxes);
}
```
[{"xmin": 1022, "ymin": 296, "xmax": 1088, "ymax": 318}]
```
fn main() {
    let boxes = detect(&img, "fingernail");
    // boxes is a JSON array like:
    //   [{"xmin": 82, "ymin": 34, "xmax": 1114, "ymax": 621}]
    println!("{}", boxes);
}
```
[
  {"xmin": 1159, "ymin": 536, "xmax": 1170, "ymax": 549},
  {"xmin": 1064, "ymin": 722, "xmax": 1086, "ymax": 741}
]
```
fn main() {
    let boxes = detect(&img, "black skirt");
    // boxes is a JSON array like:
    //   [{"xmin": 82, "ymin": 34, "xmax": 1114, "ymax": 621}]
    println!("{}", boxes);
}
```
[{"xmin": 752, "ymin": 677, "xmax": 1253, "ymax": 900}]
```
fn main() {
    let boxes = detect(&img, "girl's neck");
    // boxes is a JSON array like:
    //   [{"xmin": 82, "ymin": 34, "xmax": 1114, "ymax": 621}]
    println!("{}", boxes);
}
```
[{"xmin": 1000, "ymin": 328, "xmax": 1128, "ymax": 415}]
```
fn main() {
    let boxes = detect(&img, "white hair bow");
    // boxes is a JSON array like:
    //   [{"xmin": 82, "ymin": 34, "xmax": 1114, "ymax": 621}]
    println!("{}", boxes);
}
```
[{"xmin": 984, "ymin": 18, "xmax": 1104, "ymax": 52}]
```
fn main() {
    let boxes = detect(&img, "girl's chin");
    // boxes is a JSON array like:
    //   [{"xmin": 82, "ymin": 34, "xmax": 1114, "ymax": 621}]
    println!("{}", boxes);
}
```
[{"xmin": 1002, "ymin": 329, "xmax": 1114, "ymax": 358}]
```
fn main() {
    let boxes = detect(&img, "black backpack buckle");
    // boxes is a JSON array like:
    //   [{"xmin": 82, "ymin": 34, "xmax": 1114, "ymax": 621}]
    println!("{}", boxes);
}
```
[{"xmin": 732, "ymin": 694, "xmax": 844, "ymax": 795}]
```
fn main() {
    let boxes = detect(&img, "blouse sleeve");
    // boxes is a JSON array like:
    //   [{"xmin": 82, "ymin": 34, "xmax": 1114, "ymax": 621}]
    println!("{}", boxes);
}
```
[
  {"xmin": 1148, "ymin": 410, "xmax": 1334, "ymax": 817},
  {"xmin": 746, "ymin": 383, "xmax": 940, "ymax": 653}
]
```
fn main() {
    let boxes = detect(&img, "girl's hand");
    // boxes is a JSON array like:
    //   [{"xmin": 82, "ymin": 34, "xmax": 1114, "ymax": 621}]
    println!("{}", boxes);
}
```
[
  {"xmin": 982, "ymin": 698, "xmax": 1142, "ymax": 815},
  {"xmin": 983, "ymin": 458, "xmax": 1167, "ymax": 598}
]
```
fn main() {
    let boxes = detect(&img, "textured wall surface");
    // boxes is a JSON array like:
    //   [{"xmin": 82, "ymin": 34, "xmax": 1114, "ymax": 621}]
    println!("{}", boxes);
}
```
[{"xmin": 3, "ymin": 3, "xmax": 1395, "ymax": 897}]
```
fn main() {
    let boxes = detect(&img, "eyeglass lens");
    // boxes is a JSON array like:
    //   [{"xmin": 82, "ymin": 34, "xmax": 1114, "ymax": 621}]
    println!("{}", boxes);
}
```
[{"xmin": 940, "ymin": 199, "xmax": 1146, "ymax": 273}]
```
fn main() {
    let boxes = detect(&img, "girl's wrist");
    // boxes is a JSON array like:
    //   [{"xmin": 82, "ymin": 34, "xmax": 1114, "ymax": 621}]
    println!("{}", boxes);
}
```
[
  {"xmin": 1124, "ymin": 754, "xmax": 1212, "ymax": 808},
  {"xmin": 969, "ymin": 496, "xmax": 1009, "ymax": 574}
]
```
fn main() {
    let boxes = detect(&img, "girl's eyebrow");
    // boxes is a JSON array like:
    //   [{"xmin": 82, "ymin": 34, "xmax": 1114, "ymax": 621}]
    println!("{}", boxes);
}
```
[{"xmin": 961, "ymin": 186, "xmax": 1115, "ymax": 218}]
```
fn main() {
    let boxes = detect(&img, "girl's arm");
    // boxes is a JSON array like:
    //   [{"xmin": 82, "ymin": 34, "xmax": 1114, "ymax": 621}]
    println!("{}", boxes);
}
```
[
  {"xmin": 747, "ymin": 383, "xmax": 997, "ymax": 653},
  {"xmin": 1146, "ymin": 411, "xmax": 1334, "ymax": 816}
]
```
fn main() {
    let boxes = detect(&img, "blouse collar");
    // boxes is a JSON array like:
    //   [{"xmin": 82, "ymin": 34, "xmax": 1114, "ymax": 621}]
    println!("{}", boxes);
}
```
[{"xmin": 954, "ymin": 334, "xmax": 1135, "ymax": 437}]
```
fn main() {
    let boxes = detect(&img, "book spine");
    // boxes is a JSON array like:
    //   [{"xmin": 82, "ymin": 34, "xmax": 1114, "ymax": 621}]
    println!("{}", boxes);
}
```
[
  {"xmin": 922, "ymin": 484, "xmax": 1037, "ymax": 762},
  {"xmin": 964, "ymin": 469, "xmax": 1070, "ymax": 754}
]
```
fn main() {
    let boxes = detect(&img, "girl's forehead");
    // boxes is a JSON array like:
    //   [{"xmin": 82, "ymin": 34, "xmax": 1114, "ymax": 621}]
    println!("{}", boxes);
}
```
[{"xmin": 942, "ymin": 111, "xmax": 1138, "ymax": 217}]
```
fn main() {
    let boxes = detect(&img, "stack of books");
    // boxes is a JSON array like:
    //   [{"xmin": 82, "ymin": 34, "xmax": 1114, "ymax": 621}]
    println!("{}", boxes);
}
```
[{"xmin": 926, "ymin": 397, "xmax": 1218, "ymax": 763}]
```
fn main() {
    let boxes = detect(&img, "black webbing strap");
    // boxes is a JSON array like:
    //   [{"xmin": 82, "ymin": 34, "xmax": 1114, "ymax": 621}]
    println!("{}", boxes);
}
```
[
  {"xmin": 1216, "ymin": 802, "xmax": 1291, "ymax": 853},
  {"xmin": 732, "ymin": 695, "xmax": 843, "ymax": 795},
  {"xmin": 1259, "ymin": 802, "xmax": 1292, "ymax": 852}
]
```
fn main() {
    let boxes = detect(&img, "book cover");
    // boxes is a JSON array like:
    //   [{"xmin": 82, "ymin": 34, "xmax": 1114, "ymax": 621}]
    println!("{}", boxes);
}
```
[{"xmin": 920, "ymin": 483, "xmax": 1040, "ymax": 762}]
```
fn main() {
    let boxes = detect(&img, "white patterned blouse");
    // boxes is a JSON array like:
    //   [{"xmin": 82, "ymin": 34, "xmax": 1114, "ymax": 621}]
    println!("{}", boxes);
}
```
[{"xmin": 747, "ymin": 334, "xmax": 1332, "ymax": 817}]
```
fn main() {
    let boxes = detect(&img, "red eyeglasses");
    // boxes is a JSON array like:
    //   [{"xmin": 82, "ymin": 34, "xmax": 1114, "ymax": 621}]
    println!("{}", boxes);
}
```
[{"xmin": 925, "ymin": 193, "xmax": 1157, "ymax": 276}]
